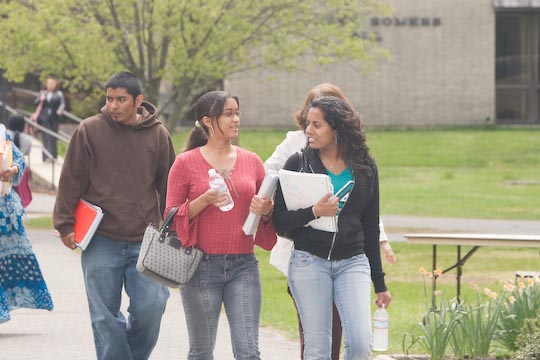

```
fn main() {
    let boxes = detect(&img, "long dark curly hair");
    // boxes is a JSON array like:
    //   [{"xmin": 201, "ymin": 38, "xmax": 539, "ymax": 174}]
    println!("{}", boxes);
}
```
[{"xmin": 308, "ymin": 96, "xmax": 374, "ymax": 176}]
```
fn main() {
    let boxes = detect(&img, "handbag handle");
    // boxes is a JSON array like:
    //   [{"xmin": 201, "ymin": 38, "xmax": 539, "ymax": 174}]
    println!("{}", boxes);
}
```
[{"xmin": 159, "ymin": 207, "xmax": 179, "ymax": 242}]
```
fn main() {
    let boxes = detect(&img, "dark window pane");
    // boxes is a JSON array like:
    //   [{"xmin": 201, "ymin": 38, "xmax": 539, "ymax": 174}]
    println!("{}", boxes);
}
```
[
  {"xmin": 496, "ymin": 89, "xmax": 527, "ymax": 121},
  {"xmin": 496, "ymin": 15, "xmax": 526, "ymax": 83}
]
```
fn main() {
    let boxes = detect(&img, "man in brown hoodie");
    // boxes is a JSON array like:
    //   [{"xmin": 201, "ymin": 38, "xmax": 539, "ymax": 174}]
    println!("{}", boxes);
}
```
[{"xmin": 53, "ymin": 72, "xmax": 176, "ymax": 360}]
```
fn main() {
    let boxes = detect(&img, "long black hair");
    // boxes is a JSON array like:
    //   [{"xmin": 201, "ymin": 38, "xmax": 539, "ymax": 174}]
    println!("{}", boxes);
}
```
[
  {"xmin": 8, "ymin": 114, "xmax": 26, "ymax": 148},
  {"xmin": 308, "ymin": 96, "xmax": 374, "ymax": 176}
]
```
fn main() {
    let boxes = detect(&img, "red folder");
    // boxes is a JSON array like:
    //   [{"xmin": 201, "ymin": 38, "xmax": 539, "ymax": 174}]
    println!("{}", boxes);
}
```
[{"xmin": 74, "ymin": 199, "xmax": 104, "ymax": 250}]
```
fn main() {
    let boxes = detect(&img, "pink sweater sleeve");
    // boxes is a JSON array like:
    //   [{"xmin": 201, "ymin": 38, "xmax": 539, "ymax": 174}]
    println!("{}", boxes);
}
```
[{"xmin": 165, "ymin": 156, "xmax": 200, "ymax": 247}]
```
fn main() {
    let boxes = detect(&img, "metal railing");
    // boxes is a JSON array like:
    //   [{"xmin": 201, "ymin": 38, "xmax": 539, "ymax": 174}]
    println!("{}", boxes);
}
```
[{"xmin": 0, "ymin": 99, "xmax": 73, "ymax": 189}]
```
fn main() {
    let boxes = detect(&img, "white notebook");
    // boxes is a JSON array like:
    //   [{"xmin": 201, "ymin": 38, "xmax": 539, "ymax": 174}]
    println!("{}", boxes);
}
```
[{"xmin": 278, "ymin": 169, "xmax": 337, "ymax": 232}]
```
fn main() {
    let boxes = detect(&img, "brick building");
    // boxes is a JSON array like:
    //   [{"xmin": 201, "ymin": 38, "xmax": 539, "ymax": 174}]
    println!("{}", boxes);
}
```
[{"xmin": 225, "ymin": 0, "xmax": 540, "ymax": 128}]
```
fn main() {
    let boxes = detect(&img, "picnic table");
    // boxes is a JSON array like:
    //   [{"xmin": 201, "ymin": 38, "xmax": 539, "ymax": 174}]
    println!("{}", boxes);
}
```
[{"xmin": 403, "ymin": 233, "xmax": 540, "ymax": 299}]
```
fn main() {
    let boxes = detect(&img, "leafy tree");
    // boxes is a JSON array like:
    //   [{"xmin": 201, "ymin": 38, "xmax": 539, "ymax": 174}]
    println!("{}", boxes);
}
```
[{"xmin": 0, "ymin": 0, "xmax": 391, "ymax": 129}]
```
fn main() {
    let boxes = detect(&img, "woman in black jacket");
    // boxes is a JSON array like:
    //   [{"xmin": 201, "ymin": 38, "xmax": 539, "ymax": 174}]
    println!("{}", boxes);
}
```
[{"xmin": 273, "ymin": 96, "xmax": 392, "ymax": 360}]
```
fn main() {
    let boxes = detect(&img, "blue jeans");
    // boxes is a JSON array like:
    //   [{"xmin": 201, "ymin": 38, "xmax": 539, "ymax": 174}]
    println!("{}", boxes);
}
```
[
  {"xmin": 288, "ymin": 250, "xmax": 373, "ymax": 360},
  {"xmin": 81, "ymin": 235, "xmax": 169, "ymax": 360},
  {"xmin": 180, "ymin": 254, "xmax": 261, "ymax": 360}
]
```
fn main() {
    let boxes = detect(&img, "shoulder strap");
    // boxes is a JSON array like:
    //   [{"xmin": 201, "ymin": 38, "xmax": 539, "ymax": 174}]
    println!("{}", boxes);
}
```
[{"xmin": 298, "ymin": 151, "xmax": 306, "ymax": 173}]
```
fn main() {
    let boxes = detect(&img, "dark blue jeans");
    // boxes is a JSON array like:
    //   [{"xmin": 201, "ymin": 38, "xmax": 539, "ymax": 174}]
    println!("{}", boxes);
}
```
[{"xmin": 81, "ymin": 235, "xmax": 169, "ymax": 360}]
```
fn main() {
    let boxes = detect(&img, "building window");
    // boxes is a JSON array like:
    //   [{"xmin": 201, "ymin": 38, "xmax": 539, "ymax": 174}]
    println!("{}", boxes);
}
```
[{"xmin": 496, "ymin": 12, "xmax": 540, "ymax": 124}]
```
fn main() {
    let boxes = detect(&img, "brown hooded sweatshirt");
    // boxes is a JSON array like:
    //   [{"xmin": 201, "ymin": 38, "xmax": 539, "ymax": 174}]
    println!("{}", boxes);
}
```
[{"xmin": 53, "ymin": 101, "xmax": 176, "ymax": 242}]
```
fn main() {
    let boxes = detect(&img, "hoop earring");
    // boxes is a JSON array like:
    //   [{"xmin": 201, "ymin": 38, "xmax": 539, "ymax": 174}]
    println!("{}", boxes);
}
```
[
  {"xmin": 208, "ymin": 126, "xmax": 215, "ymax": 137},
  {"xmin": 335, "ymin": 132, "xmax": 338, "ymax": 144}
]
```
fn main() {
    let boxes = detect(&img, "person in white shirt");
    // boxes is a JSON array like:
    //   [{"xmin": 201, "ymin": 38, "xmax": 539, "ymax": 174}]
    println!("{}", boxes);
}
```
[{"xmin": 264, "ymin": 83, "xmax": 395, "ymax": 360}]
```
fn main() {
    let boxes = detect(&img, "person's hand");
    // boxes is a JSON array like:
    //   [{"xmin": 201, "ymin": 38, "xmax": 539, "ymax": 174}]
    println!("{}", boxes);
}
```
[
  {"xmin": 56, "ymin": 110, "xmax": 63, "ymax": 116},
  {"xmin": 60, "ymin": 232, "xmax": 77, "ymax": 250},
  {"xmin": 39, "ymin": 93, "xmax": 46, "ymax": 102},
  {"xmin": 380, "ymin": 240, "xmax": 396, "ymax": 264},
  {"xmin": 0, "ymin": 166, "xmax": 18, "ymax": 182},
  {"xmin": 203, "ymin": 188, "xmax": 228, "ymax": 208},
  {"xmin": 312, "ymin": 193, "xmax": 339, "ymax": 217},
  {"xmin": 375, "ymin": 290, "xmax": 392, "ymax": 309},
  {"xmin": 249, "ymin": 195, "xmax": 273, "ymax": 217}
]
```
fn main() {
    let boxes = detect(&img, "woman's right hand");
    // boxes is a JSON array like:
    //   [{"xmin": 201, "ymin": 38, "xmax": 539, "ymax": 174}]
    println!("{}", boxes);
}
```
[
  {"xmin": 313, "ymin": 193, "xmax": 339, "ymax": 217},
  {"xmin": 203, "ymin": 188, "xmax": 228, "ymax": 208}
]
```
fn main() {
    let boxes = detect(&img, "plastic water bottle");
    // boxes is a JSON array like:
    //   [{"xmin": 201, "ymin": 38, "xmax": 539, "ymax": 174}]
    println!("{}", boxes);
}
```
[
  {"xmin": 372, "ymin": 304, "xmax": 389, "ymax": 351},
  {"xmin": 208, "ymin": 169, "xmax": 234, "ymax": 211}
]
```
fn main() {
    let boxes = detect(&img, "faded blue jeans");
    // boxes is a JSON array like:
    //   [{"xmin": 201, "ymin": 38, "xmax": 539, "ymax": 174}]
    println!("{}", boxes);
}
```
[
  {"xmin": 288, "ymin": 250, "xmax": 373, "ymax": 360},
  {"xmin": 81, "ymin": 235, "xmax": 169, "ymax": 360},
  {"xmin": 180, "ymin": 254, "xmax": 261, "ymax": 360}
]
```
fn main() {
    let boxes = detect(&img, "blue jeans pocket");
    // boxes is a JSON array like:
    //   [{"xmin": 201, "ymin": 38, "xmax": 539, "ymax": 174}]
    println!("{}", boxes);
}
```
[{"xmin": 290, "ymin": 249, "xmax": 315, "ymax": 268}]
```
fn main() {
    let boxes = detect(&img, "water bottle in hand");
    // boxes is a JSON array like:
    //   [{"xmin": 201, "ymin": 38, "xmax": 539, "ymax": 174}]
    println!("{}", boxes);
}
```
[
  {"xmin": 208, "ymin": 169, "xmax": 234, "ymax": 211},
  {"xmin": 372, "ymin": 304, "xmax": 389, "ymax": 351}
]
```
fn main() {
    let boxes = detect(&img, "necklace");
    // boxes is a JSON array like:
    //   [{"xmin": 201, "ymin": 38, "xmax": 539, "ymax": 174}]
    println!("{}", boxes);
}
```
[{"xmin": 321, "ymin": 156, "xmax": 345, "ymax": 173}]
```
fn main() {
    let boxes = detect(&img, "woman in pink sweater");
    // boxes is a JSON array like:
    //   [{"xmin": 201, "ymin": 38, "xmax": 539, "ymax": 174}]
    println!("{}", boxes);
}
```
[{"xmin": 165, "ymin": 91, "xmax": 276, "ymax": 359}]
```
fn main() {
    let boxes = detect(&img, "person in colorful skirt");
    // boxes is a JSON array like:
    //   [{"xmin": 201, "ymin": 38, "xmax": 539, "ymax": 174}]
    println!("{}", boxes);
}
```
[{"xmin": 0, "ymin": 129, "xmax": 53, "ymax": 323}]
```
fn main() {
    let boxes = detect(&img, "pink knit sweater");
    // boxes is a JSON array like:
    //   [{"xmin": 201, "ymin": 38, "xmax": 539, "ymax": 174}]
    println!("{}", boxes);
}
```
[{"xmin": 165, "ymin": 147, "xmax": 276, "ymax": 254}]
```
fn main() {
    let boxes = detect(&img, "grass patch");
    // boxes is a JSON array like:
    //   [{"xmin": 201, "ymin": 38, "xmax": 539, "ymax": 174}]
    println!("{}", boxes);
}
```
[{"xmin": 23, "ymin": 216, "xmax": 53, "ymax": 228}]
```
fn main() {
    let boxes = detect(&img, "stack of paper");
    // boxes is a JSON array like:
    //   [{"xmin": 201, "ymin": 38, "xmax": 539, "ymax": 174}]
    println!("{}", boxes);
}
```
[
  {"xmin": 278, "ymin": 169, "xmax": 337, "ymax": 232},
  {"xmin": 74, "ymin": 199, "xmax": 104, "ymax": 250}
]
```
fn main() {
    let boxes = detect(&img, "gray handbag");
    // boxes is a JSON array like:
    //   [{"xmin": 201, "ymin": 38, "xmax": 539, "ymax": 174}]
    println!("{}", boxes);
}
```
[{"xmin": 137, "ymin": 207, "xmax": 203, "ymax": 288}]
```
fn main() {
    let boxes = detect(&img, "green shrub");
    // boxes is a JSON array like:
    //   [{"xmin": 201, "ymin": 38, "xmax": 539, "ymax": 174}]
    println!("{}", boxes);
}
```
[
  {"xmin": 496, "ymin": 276, "xmax": 540, "ymax": 351},
  {"xmin": 516, "ymin": 315, "xmax": 540, "ymax": 350},
  {"xmin": 514, "ymin": 329, "xmax": 540, "ymax": 360}
]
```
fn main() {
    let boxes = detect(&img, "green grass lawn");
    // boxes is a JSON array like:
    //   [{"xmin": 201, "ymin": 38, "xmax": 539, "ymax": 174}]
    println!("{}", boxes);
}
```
[{"xmin": 53, "ymin": 126, "xmax": 540, "ymax": 354}]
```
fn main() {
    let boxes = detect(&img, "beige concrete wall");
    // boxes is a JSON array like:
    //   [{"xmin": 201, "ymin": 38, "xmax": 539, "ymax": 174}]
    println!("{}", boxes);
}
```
[{"xmin": 226, "ymin": 0, "xmax": 496, "ymax": 128}]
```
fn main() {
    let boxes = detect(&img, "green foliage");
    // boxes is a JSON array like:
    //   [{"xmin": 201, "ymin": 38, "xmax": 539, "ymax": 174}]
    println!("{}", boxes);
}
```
[
  {"xmin": 514, "ymin": 325, "xmax": 540, "ymax": 360},
  {"xmin": 516, "ymin": 315, "xmax": 540, "ymax": 350},
  {"xmin": 497, "ymin": 277, "xmax": 540, "ymax": 351},
  {"xmin": 413, "ymin": 271, "xmax": 460, "ymax": 360},
  {"xmin": 450, "ymin": 289, "xmax": 502, "ymax": 359},
  {"xmin": 0, "ymin": 0, "xmax": 392, "ymax": 129}
]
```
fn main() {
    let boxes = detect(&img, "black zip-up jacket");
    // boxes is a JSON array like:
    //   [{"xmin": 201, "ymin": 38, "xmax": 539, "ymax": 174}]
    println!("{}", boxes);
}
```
[{"xmin": 273, "ymin": 148, "xmax": 387, "ymax": 293}]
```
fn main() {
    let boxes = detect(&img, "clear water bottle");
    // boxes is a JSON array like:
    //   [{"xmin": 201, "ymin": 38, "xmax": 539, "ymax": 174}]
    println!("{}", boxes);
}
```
[
  {"xmin": 372, "ymin": 304, "xmax": 389, "ymax": 351},
  {"xmin": 208, "ymin": 169, "xmax": 234, "ymax": 211}
]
